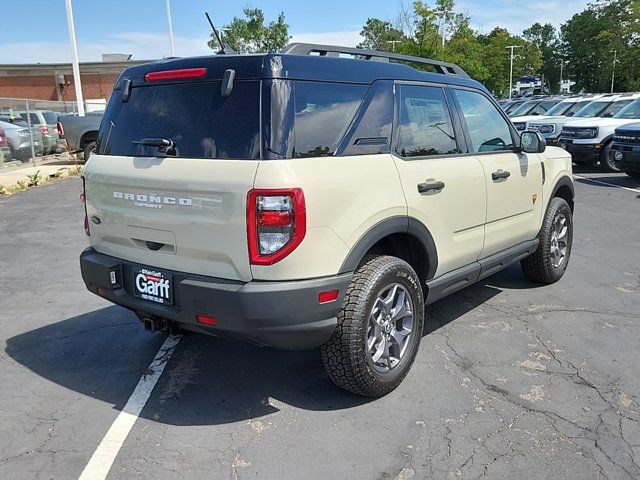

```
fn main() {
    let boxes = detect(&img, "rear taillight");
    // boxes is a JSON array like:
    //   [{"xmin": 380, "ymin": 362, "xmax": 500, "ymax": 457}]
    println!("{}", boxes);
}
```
[
  {"xmin": 57, "ymin": 122, "xmax": 64, "ymax": 136},
  {"xmin": 247, "ymin": 189, "xmax": 306, "ymax": 265},
  {"xmin": 39, "ymin": 126, "xmax": 49, "ymax": 135},
  {"xmin": 81, "ymin": 177, "xmax": 90, "ymax": 236}
]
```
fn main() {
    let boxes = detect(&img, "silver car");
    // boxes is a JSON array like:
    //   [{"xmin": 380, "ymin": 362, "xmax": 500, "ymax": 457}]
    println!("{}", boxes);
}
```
[{"xmin": 0, "ymin": 117, "xmax": 43, "ymax": 162}]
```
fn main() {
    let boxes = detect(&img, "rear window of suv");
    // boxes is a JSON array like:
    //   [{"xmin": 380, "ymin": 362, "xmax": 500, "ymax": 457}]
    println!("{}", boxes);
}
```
[{"xmin": 96, "ymin": 80, "xmax": 261, "ymax": 159}]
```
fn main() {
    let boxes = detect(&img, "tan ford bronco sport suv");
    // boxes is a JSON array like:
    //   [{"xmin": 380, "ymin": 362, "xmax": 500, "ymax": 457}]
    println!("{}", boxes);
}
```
[{"xmin": 80, "ymin": 44, "xmax": 575, "ymax": 397}]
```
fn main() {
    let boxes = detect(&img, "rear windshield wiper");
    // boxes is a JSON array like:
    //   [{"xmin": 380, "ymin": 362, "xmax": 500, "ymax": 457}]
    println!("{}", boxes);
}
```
[{"xmin": 132, "ymin": 137, "xmax": 176, "ymax": 155}]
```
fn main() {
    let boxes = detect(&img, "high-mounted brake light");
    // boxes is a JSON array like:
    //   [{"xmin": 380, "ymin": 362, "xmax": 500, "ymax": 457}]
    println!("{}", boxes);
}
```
[
  {"xmin": 247, "ymin": 189, "xmax": 306, "ymax": 265},
  {"xmin": 144, "ymin": 67, "xmax": 207, "ymax": 82}
]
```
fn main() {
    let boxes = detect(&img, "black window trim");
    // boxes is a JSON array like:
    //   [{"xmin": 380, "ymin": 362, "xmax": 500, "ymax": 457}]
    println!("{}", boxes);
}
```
[
  {"xmin": 448, "ymin": 85, "xmax": 521, "ymax": 156},
  {"xmin": 390, "ymin": 80, "xmax": 468, "ymax": 162}
]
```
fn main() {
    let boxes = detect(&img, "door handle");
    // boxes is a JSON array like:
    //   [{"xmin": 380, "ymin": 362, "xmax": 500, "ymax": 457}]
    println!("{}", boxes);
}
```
[
  {"xmin": 491, "ymin": 170, "xmax": 511, "ymax": 181},
  {"xmin": 417, "ymin": 180, "xmax": 445, "ymax": 194}
]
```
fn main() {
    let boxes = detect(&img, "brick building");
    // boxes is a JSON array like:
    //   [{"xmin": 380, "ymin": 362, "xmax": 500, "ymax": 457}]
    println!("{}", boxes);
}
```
[{"xmin": 0, "ymin": 56, "xmax": 152, "ymax": 102}]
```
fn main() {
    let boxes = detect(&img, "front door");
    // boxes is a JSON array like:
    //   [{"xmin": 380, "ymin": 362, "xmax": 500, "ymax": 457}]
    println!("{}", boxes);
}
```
[{"xmin": 452, "ymin": 88, "xmax": 543, "ymax": 258}]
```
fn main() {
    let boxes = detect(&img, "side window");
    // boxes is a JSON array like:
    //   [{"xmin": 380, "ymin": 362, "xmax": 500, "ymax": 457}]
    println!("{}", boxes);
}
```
[
  {"xmin": 342, "ymin": 81, "xmax": 393, "ymax": 156},
  {"xmin": 454, "ymin": 89, "xmax": 514, "ymax": 153},
  {"xmin": 395, "ymin": 84, "xmax": 459, "ymax": 158},
  {"xmin": 293, "ymin": 81, "xmax": 367, "ymax": 158}
]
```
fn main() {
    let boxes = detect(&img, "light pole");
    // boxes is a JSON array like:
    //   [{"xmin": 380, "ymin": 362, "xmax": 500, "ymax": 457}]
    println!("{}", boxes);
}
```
[
  {"xmin": 64, "ymin": 0, "xmax": 85, "ymax": 117},
  {"xmin": 166, "ymin": 0, "xmax": 175, "ymax": 57},
  {"xmin": 610, "ymin": 50, "xmax": 618, "ymax": 94},
  {"xmin": 386, "ymin": 40, "xmax": 402, "ymax": 52},
  {"xmin": 506, "ymin": 45, "xmax": 521, "ymax": 99},
  {"xmin": 559, "ymin": 60, "xmax": 568, "ymax": 93}
]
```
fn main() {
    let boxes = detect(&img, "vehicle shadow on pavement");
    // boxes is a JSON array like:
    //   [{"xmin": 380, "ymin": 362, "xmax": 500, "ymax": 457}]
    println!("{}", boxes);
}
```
[{"xmin": 5, "ymin": 267, "xmax": 534, "ymax": 426}]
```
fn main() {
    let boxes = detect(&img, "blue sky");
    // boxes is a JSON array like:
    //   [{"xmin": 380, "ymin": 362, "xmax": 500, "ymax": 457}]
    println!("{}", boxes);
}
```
[{"xmin": 0, "ymin": 0, "xmax": 589, "ymax": 64}]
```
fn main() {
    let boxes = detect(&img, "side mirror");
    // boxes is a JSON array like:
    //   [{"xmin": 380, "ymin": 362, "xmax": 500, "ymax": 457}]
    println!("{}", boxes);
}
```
[{"xmin": 520, "ymin": 131, "xmax": 546, "ymax": 154}]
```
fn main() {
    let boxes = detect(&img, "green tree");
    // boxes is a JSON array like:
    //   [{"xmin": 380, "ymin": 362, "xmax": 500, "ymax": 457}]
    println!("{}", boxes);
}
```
[
  {"xmin": 523, "ymin": 23, "xmax": 560, "ymax": 92},
  {"xmin": 357, "ymin": 18, "xmax": 407, "ymax": 51},
  {"xmin": 209, "ymin": 8, "xmax": 289, "ymax": 54},
  {"xmin": 561, "ymin": 0, "xmax": 640, "ymax": 92}
]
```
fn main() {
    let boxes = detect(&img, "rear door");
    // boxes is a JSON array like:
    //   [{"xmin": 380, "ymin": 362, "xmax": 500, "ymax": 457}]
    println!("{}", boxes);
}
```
[
  {"xmin": 451, "ymin": 88, "xmax": 543, "ymax": 258},
  {"xmin": 391, "ymin": 83, "xmax": 486, "ymax": 277},
  {"xmin": 84, "ymin": 78, "xmax": 262, "ymax": 282}
]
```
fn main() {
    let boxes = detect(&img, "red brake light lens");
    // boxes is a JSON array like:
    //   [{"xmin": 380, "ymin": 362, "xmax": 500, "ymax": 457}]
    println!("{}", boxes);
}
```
[
  {"xmin": 144, "ymin": 67, "xmax": 207, "ymax": 82},
  {"xmin": 247, "ymin": 189, "xmax": 306, "ymax": 265},
  {"xmin": 39, "ymin": 126, "xmax": 49, "ymax": 135},
  {"xmin": 56, "ymin": 122, "xmax": 64, "ymax": 136},
  {"xmin": 318, "ymin": 290, "xmax": 339, "ymax": 304},
  {"xmin": 196, "ymin": 314, "xmax": 217, "ymax": 326}
]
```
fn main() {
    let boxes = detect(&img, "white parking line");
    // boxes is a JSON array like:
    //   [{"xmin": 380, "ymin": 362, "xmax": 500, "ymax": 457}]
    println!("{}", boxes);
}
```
[
  {"xmin": 574, "ymin": 174, "xmax": 640, "ymax": 194},
  {"xmin": 78, "ymin": 335, "xmax": 181, "ymax": 480}
]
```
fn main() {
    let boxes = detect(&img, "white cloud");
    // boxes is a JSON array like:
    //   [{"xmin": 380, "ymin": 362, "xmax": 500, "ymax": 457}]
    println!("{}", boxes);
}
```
[{"xmin": 290, "ymin": 31, "xmax": 363, "ymax": 47}]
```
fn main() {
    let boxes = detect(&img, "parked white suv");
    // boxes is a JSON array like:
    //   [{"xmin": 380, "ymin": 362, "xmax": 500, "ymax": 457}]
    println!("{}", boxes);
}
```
[
  {"xmin": 558, "ymin": 96, "xmax": 640, "ymax": 171},
  {"xmin": 79, "ymin": 44, "xmax": 575, "ymax": 397}
]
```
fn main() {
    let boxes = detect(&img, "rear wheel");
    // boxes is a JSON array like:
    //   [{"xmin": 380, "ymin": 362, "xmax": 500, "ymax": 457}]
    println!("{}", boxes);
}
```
[
  {"xmin": 321, "ymin": 255, "xmax": 424, "ymax": 397},
  {"xmin": 599, "ymin": 142, "xmax": 621, "ymax": 172},
  {"xmin": 83, "ymin": 141, "xmax": 96, "ymax": 163},
  {"xmin": 521, "ymin": 197, "xmax": 573, "ymax": 284}
]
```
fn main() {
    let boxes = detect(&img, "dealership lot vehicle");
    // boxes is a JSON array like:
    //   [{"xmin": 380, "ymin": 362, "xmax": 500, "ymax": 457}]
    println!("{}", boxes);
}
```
[
  {"xmin": 512, "ymin": 95, "xmax": 601, "ymax": 139},
  {"xmin": 15, "ymin": 109, "xmax": 61, "ymax": 154},
  {"xmin": 499, "ymin": 98, "xmax": 527, "ymax": 115},
  {"xmin": 559, "ymin": 98, "xmax": 640, "ymax": 171},
  {"xmin": 527, "ymin": 94, "xmax": 638, "ymax": 146},
  {"xmin": 610, "ymin": 122, "xmax": 640, "ymax": 180},
  {"xmin": 1, "ymin": 171, "xmax": 639, "ymax": 479},
  {"xmin": 79, "ymin": 44, "xmax": 575, "ymax": 397},
  {"xmin": 506, "ymin": 97, "xmax": 561, "ymax": 120},
  {"xmin": 0, "ymin": 116, "xmax": 43, "ymax": 161},
  {"xmin": 57, "ymin": 110, "xmax": 103, "ymax": 160}
]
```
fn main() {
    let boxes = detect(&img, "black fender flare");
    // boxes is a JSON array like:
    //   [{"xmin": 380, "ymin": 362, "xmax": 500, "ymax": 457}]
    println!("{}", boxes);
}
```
[
  {"xmin": 550, "ymin": 175, "xmax": 575, "ymax": 205},
  {"xmin": 338, "ymin": 216, "xmax": 438, "ymax": 280}
]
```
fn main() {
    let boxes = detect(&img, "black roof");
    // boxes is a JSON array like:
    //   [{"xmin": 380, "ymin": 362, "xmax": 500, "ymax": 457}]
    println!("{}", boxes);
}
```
[{"xmin": 115, "ymin": 47, "xmax": 486, "ymax": 92}]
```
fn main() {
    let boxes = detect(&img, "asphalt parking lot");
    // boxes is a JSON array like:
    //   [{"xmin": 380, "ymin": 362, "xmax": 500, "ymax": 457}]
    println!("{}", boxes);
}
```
[{"xmin": 1, "ymin": 168, "xmax": 639, "ymax": 480}]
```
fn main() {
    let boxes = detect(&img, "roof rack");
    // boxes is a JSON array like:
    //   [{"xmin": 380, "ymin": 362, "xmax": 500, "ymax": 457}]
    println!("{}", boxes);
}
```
[{"xmin": 282, "ymin": 43, "xmax": 469, "ymax": 78}]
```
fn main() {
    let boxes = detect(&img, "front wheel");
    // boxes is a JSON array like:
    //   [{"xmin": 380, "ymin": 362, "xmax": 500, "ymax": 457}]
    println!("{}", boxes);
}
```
[
  {"xmin": 521, "ymin": 197, "xmax": 573, "ymax": 284},
  {"xmin": 599, "ymin": 142, "xmax": 621, "ymax": 172},
  {"xmin": 83, "ymin": 141, "xmax": 96, "ymax": 163},
  {"xmin": 321, "ymin": 256, "xmax": 424, "ymax": 397}
]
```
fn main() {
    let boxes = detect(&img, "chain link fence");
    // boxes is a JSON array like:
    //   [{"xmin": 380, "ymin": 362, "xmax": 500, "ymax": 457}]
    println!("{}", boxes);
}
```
[{"xmin": 0, "ymin": 97, "xmax": 105, "ymax": 168}]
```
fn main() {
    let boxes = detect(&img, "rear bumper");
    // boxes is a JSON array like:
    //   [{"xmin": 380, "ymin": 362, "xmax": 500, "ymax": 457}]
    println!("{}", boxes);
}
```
[
  {"xmin": 558, "ymin": 139, "xmax": 600, "ymax": 163},
  {"xmin": 80, "ymin": 247, "xmax": 351, "ymax": 350}
]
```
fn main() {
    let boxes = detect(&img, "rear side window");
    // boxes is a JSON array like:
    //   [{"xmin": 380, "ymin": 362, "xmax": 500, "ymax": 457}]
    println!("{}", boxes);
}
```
[
  {"xmin": 395, "ymin": 84, "xmax": 458, "ymax": 157},
  {"xmin": 96, "ymin": 81, "xmax": 260, "ymax": 159},
  {"xmin": 293, "ymin": 81, "xmax": 366, "ymax": 158},
  {"xmin": 454, "ymin": 89, "xmax": 514, "ymax": 153}
]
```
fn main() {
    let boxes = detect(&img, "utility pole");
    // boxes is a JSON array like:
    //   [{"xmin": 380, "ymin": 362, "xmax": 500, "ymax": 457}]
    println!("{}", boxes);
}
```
[
  {"xmin": 166, "ymin": 0, "xmax": 175, "ymax": 57},
  {"xmin": 506, "ymin": 45, "xmax": 521, "ymax": 99},
  {"xmin": 611, "ymin": 50, "xmax": 618, "ymax": 94},
  {"xmin": 64, "ymin": 0, "xmax": 85, "ymax": 117}
]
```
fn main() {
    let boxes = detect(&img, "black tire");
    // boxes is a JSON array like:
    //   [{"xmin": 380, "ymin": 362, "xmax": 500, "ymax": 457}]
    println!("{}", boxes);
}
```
[
  {"xmin": 625, "ymin": 172, "xmax": 640, "ymax": 181},
  {"xmin": 521, "ymin": 197, "xmax": 573, "ymax": 284},
  {"xmin": 599, "ymin": 142, "xmax": 621, "ymax": 172},
  {"xmin": 321, "ymin": 255, "xmax": 424, "ymax": 397},
  {"xmin": 83, "ymin": 141, "xmax": 96, "ymax": 163}
]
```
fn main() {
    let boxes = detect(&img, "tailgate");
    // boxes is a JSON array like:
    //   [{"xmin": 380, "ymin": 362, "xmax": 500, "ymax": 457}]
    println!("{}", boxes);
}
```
[{"xmin": 84, "ymin": 155, "xmax": 259, "ymax": 281}]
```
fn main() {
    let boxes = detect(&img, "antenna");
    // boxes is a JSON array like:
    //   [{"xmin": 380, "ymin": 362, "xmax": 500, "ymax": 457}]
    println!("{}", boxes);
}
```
[{"xmin": 205, "ymin": 12, "xmax": 229, "ymax": 54}]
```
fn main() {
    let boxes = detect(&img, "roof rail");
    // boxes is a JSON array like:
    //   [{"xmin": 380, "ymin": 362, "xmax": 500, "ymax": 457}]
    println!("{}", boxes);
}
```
[{"xmin": 281, "ymin": 43, "xmax": 469, "ymax": 78}]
